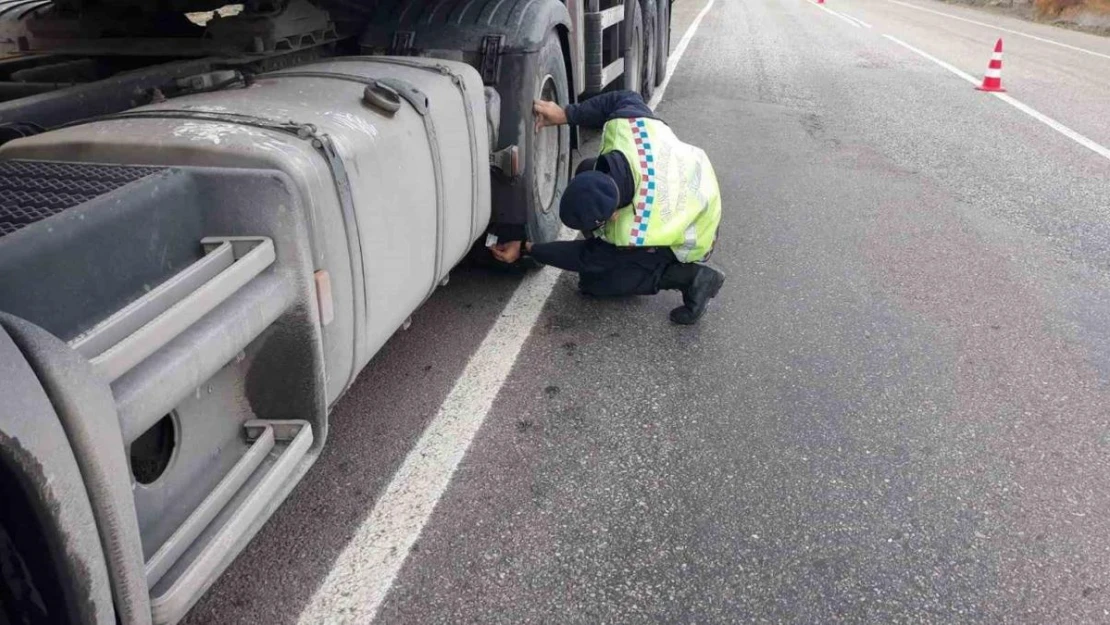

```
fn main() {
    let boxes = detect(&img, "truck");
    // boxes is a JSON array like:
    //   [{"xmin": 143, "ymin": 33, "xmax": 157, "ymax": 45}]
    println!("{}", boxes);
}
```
[{"xmin": 0, "ymin": 0, "xmax": 671, "ymax": 622}]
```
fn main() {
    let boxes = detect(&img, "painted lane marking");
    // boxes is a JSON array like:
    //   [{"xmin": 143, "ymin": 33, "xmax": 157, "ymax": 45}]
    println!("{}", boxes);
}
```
[
  {"xmin": 295, "ymin": 236, "xmax": 569, "ymax": 625},
  {"xmin": 649, "ymin": 0, "xmax": 721, "ymax": 109},
  {"xmin": 884, "ymin": 34, "xmax": 1110, "ymax": 163},
  {"xmin": 295, "ymin": 0, "xmax": 720, "ymax": 622},
  {"xmin": 886, "ymin": 0, "xmax": 1110, "ymax": 62},
  {"xmin": 842, "ymin": 12, "xmax": 874, "ymax": 28},
  {"xmin": 883, "ymin": 34, "xmax": 980, "ymax": 83},
  {"xmin": 809, "ymin": 0, "xmax": 863, "ymax": 28},
  {"xmin": 992, "ymin": 92, "xmax": 1110, "ymax": 162}
]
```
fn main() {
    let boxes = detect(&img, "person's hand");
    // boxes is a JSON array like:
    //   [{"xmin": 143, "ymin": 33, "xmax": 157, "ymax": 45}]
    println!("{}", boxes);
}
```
[
  {"xmin": 533, "ymin": 100, "xmax": 567, "ymax": 132},
  {"xmin": 490, "ymin": 240, "xmax": 523, "ymax": 263}
]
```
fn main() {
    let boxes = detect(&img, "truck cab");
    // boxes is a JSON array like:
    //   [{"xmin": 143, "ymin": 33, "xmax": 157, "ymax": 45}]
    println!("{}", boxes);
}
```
[{"xmin": 0, "ymin": 0, "xmax": 669, "ymax": 623}]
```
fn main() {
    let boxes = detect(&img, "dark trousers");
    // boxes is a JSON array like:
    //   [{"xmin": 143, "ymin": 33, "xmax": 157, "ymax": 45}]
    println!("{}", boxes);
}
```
[
  {"xmin": 531, "ymin": 157, "xmax": 701, "ymax": 296},
  {"xmin": 530, "ymin": 238, "xmax": 697, "ymax": 297}
]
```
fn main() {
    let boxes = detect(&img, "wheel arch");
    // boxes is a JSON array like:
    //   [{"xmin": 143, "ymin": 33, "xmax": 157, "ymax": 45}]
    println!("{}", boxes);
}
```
[
  {"xmin": 0, "ymin": 325, "xmax": 114, "ymax": 625},
  {"xmin": 358, "ymin": 0, "xmax": 572, "ymax": 55},
  {"xmin": 358, "ymin": 0, "xmax": 575, "ymax": 236},
  {"xmin": 0, "ymin": 313, "xmax": 151, "ymax": 625}
]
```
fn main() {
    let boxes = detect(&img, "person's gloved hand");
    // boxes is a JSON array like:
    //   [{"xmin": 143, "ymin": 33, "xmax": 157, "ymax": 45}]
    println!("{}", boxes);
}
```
[{"xmin": 533, "ymin": 100, "xmax": 567, "ymax": 132}]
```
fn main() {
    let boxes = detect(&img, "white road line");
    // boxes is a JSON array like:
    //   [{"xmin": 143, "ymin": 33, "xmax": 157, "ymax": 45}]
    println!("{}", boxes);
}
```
[
  {"xmin": 296, "ymin": 241, "xmax": 568, "ymax": 625},
  {"xmin": 883, "ymin": 34, "xmax": 1110, "ymax": 163},
  {"xmin": 809, "ymin": 0, "xmax": 863, "ymax": 28},
  {"xmin": 295, "ymin": 2, "xmax": 718, "ymax": 623},
  {"xmin": 883, "ymin": 34, "xmax": 979, "ymax": 84},
  {"xmin": 993, "ymin": 93, "xmax": 1110, "ymax": 161},
  {"xmin": 649, "ymin": 0, "xmax": 720, "ymax": 109},
  {"xmin": 886, "ymin": 0, "xmax": 1110, "ymax": 62},
  {"xmin": 843, "ymin": 13, "xmax": 874, "ymax": 28}
]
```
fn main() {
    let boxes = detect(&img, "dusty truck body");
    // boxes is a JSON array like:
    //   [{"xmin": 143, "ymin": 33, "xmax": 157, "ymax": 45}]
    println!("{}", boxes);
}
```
[{"xmin": 0, "ymin": 0, "xmax": 670, "ymax": 623}]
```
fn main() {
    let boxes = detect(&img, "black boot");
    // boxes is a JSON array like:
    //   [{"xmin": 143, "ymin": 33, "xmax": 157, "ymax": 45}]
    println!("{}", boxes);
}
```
[{"xmin": 668, "ymin": 264, "xmax": 725, "ymax": 325}]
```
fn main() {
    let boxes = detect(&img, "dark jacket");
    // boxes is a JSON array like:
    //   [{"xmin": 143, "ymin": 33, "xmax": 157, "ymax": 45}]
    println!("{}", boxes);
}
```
[{"xmin": 565, "ymin": 90, "xmax": 658, "ymax": 128}]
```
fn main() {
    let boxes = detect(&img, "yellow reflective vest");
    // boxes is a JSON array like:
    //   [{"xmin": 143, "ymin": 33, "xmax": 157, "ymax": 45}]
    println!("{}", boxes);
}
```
[{"xmin": 595, "ymin": 117, "xmax": 721, "ymax": 263}]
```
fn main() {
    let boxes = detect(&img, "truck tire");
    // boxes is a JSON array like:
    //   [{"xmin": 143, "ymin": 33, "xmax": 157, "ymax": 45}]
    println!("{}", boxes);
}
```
[
  {"xmin": 524, "ymin": 30, "xmax": 571, "ymax": 244},
  {"xmin": 0, "ymin": 522, "xmax": 53, "ymax": 625},
  {"xmin": 622, "ymin": 0, "xmax": 644, "ymax": 96},
  {"xmin": 639, "ymin": 0, "xmax": 657, "ymax": 100},
  {"xmin": 655, "ymin": 0, "xmax": 671, "ymax": 86},
  {"xmin": 0, "ymin": 492, "xmax": 68, "ymax": 625}
]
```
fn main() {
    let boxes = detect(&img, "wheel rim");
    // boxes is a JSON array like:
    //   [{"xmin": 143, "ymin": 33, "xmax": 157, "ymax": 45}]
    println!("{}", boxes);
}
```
[{"xmin": 535, "ymin": 74, "xmax": 560, "ymax": 213}]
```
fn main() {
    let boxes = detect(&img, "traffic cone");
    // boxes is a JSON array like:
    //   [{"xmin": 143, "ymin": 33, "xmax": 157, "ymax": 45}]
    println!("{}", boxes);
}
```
[{"xmin": 976, "ymin": 38, "xmax": 1006, "ymax": 92}]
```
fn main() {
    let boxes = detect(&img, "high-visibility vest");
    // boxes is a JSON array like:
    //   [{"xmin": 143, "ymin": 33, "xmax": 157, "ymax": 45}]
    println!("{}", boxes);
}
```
[{"xmin": 595, "ymin": 117, "xmax": 721, "ymax": 262}]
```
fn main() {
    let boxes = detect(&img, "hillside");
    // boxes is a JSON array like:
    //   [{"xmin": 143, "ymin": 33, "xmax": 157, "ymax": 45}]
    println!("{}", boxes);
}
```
[{"xmin": 950, "ymin": 0, "xmax": 1110, "ymax": 35}]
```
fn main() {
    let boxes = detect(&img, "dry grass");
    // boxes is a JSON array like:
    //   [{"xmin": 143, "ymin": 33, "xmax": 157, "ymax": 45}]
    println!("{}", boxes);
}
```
[
  {"xmin": 949, "ymin": 0, "xmax": 1110, "ymax": 34},
  {"xmin": 1034, "ymin": 0, "xmax": 1110, "ymax": 33},
  {"xmin": 1033, "ymin": 0, "xmax": 1110, "ymax": 19},
  {"xmin": 1034, "ymin": 0, "xmax": 1086, "ymax": 15}
]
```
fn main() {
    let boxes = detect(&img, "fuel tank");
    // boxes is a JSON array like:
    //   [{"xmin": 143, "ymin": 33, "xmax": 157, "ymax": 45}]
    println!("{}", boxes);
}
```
[
  {"xmin": 0, "ymin": 56, "xmax": 491, "ymax": 403},
  {"xmin": 0, "ymin": 56, "xmax": 489, "ymax": 625}
]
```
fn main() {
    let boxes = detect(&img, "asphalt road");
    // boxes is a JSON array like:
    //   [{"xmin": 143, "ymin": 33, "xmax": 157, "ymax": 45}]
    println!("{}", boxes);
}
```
[{"xmin": 186, "ymin": 0, "xmax": 1110, "ymax": 622}]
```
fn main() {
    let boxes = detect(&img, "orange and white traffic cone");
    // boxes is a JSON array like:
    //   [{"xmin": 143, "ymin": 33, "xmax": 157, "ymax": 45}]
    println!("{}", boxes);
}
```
[{"xmin": 976, "ymin": 38, "xmax": 1006, "ymax": 92}]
